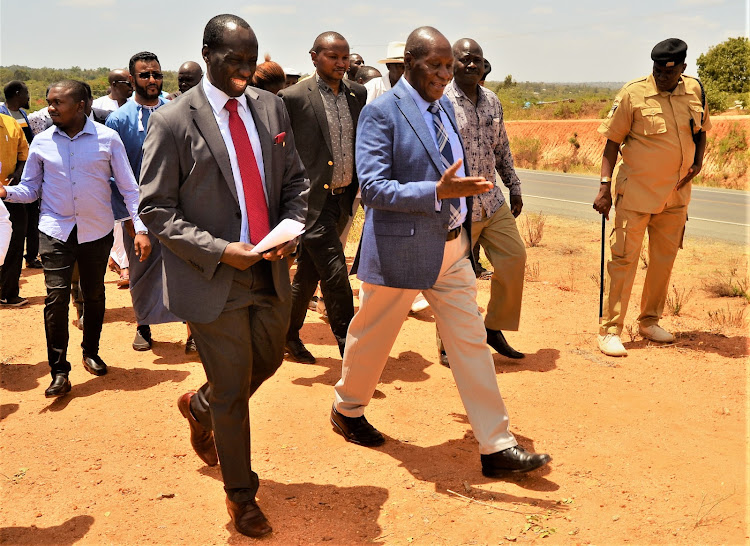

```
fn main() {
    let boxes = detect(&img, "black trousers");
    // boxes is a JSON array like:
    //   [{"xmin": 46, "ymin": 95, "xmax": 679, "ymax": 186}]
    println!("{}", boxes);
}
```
[
  {"xmin": 24, "ymin": 200, "xmax": 40, "ymax": 263},
  {"xmin": 39, "ymin": 228, "xmax": 113, "ymax": 377},
  {"xmin": 287, "ymin": 193, "xmax": 354, "ymax": 354},
  {"xmin": 188, "ymin": 261, "xmax": 289, "ymax": 503},
  {"xmin": 0, "ymin": 202, "xmax": 27, "ymax": 300}
]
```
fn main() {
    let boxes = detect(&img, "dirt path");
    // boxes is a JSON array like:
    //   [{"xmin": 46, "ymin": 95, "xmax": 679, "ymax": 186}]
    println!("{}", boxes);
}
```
[{"xmin": 1, "ymin": 215, "xmax": 747, "ymax": 545}]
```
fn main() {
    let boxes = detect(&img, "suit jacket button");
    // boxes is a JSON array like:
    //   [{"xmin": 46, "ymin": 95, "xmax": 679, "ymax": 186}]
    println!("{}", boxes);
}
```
[
  {"xmin": 328, "ymin": 160, "xmax": 334, "ymax": 166},
  {"xmin": 324, "ymin": 184, "xmax": 330, "ymax": 190}
]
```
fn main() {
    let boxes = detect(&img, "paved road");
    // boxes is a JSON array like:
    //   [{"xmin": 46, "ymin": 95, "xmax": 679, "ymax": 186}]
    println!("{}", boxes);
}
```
[{"xmin": 517, "ymin": 169, "xmax": 750, "ymax": 245}]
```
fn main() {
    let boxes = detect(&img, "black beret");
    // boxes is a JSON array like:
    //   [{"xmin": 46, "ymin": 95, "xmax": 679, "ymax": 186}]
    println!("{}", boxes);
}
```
[{"xmin": 651, "ymin": 38, "xmax": 687, "ymax": 67}]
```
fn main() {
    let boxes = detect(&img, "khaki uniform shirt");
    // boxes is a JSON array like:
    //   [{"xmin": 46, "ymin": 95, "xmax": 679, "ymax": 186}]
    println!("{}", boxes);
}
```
[
  {"xmin": 598, "ymin": 74, "xmax": 711, "ymax": 214},
  {"xmin": 0, "ymin": 113, "xmax": 29, "ymax": 182}
]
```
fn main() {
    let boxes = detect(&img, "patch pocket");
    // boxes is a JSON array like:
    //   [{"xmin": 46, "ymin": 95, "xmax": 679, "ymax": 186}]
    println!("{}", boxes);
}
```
[
  {"xmin": 640, "ymin": 107, "xmax": 666, "ymax": 135},
  {"xmin": 373, "ymin": 221, "xmax": 415, "ymax": 237},
  {"xmin": 689, "ymin": 104, "xmax": 703, "ymax": 134}
]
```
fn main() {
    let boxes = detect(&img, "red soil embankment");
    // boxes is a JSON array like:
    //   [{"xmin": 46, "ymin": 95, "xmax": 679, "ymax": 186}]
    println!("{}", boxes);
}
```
[{"xmin": 506, "ymin": 116, "xmax": 750, "ymax": 190}]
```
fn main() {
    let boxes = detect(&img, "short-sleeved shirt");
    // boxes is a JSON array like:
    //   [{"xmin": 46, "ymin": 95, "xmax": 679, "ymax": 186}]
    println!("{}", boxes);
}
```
[
  {"xmin": 598, "ymin": 74, "xmax": 711, "ymax": 214},
  {"xmin": 0, "ymin": 114, "xmax": 29, "ymax": 181}
]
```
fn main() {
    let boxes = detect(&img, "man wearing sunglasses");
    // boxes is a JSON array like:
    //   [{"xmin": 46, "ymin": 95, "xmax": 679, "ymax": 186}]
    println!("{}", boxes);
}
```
[
  {"xmin": 106, "ymin": 52, "xmax": 188, "ymax": 353},
  {"xmin": 92, "ymin": 69, "xmax": 133, "ymax": 113}
]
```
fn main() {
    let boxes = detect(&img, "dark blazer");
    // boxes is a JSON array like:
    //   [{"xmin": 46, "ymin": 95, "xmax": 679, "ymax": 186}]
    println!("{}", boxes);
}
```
[
  {"xmin": 138, "ymin": 83, "xmax": 310, "ymax": 323},
  {"xmin": 278, "ymin": 77, "xmax": 366, "ymax": 230}
]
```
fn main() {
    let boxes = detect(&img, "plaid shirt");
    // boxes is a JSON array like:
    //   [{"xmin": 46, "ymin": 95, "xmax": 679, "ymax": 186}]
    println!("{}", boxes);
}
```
[{"xmin": 445, "ymin": 80, "xmax": 521, "ymax": 221}]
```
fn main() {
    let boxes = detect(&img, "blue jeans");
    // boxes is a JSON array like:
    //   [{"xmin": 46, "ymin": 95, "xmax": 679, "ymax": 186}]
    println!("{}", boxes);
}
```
[{"xmin": 39, "ymin": 228, "xmax": 113, "ymax": 377}]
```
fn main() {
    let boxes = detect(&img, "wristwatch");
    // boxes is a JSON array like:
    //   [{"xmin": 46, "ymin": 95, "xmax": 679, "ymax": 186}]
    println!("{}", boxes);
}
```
[
  {"xmin": 600, "ymin": 177, "xmax": 612, "ymax": 184},
  {"xmin": 136, "ymin": 231, "xmax": 148, "ymax": 235}
]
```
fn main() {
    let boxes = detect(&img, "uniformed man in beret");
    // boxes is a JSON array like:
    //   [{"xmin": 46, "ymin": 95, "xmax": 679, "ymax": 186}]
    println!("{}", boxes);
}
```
[{"xmin": 593, "ymin": 38, "xmax": 711, "ymax": 357}]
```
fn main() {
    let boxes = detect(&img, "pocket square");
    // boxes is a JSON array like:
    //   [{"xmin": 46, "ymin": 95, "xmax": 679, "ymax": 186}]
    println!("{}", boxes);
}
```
[{"xmin": 274, "ymin": 132, "xmax": 286, "ymax": 145}]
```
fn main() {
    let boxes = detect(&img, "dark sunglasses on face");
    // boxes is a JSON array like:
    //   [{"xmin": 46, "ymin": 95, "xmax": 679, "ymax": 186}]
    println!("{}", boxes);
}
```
[
  {"xmin": 113, "ymin": 80, "xmax": 132, "ymax": 86},
  {"xmin": 137, "ymin": 71, "xmax": 164, "ymax": 80}
]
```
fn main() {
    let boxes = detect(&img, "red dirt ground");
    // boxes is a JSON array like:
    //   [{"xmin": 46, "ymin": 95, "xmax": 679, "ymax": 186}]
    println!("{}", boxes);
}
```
[{"xmin": 0, "ymin": 215, "xmax": 747, "ymax": 545}]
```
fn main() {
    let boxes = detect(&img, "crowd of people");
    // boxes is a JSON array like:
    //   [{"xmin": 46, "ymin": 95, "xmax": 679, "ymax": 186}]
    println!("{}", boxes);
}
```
[{"xmin": 0, "ymin": 12, "xmax": 708, "ymax": 538}]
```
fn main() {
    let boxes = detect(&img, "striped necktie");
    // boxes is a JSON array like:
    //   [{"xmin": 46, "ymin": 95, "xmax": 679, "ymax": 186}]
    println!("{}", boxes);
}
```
[{"xmin": 427, "ymin": 102, "xmax": 461, "ymax": 229}]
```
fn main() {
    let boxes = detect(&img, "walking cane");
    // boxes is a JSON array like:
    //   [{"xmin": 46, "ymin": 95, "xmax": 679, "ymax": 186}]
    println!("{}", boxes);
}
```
[{"xmin": 598, "ymin": 214, "xmax": 606, "ymax": 325}]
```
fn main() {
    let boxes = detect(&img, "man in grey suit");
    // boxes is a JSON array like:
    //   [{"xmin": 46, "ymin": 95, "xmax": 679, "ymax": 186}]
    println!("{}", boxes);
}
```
[
  {"xmin": 138, "ymin": 14, "xmax": 309, "ymax": 538},
  {"xmin": 278, "ymin": 31, "xmax": 366, "ymax": 362},
  {"xmin": 330, "ymin": 27, "xmax": 551, "ymax": 478}
]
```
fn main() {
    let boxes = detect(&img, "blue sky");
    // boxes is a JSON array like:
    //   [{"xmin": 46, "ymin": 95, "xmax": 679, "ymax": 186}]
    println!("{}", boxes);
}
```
[{"xmin": 0, "ymin": 0, "xmax": 745, "ymax": 82}]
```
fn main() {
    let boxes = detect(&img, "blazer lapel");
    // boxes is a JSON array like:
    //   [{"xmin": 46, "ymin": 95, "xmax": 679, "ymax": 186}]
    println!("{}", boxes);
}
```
[
  {"xmin": 190, "ymin": 87, "xmax": 239, "ymax": 205},
  {"xmin": 394, "ymin": 83, "xmax": 444, "ymax": 174},
  {"xmin": 307, "ymin": 79, "xmax": 333, "ymax": 155},
  {"xmin": 342, "ymin": 81, "xmax": 362, "ymax": 125},
  {"xmin": 245, "ymin": 88, "xmax": 279, "ymax": 224}
]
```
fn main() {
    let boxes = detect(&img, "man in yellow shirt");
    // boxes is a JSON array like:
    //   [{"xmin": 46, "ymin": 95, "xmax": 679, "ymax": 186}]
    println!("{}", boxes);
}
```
[
  {"xmin": 593, "ymin": 38, "xmax": 710, "ymax": 357},
  {"xmin": 0, "ymin": 113, "xmax": 30, "ymax": 305}
]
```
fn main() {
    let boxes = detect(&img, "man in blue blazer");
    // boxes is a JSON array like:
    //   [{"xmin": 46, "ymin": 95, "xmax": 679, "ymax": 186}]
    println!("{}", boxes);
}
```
[{"xmin": 331, "ymin": 26, "xmax": 551, "ymax": 477}]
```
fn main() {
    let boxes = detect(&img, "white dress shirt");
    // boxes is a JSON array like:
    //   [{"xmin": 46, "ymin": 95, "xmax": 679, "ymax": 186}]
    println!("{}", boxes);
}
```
[
  {"xmin": 0, "ymin": 199, "xmax": 11, "ymax": 265},
  {"xmin": 201, "ymin": 77, "xmax": 267, "ymax": 244}
]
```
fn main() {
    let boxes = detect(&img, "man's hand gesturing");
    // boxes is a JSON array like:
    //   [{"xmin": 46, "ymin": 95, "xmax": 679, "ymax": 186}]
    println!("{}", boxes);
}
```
[{"xmin": 436, "ymin": 159, "xmax": 493, "ymax": 200}]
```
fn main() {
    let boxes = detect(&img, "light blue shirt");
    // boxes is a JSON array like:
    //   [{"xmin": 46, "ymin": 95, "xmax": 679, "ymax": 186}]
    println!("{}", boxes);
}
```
[
  {"xmin": 401, "ymin": 77, "xmax": 467, "ymax": 227},
  {"xmin": 5, "ymin": 118, "xmax": 146, "ymax": 243},
  {"xmin": 201, "ymin": 77, "xmax": 267, "ymax": 244}
]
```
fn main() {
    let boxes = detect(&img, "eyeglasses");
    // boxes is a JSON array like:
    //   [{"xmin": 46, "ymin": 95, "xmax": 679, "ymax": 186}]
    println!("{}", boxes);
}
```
[
  {"xmin": 113, "ymin": 80, "xmax": 132, "ymax": 86},
  {"xmin": 137, "ymin": 71, "xmax": 164, "ymax": 80}
]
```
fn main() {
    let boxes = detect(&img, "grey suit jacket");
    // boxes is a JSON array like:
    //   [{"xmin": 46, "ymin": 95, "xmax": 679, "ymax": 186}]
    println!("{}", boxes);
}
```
[
  {"xmin": 138, "ymin": 83, "xmax": 309, "ymax": 323},
  {"xmin": 278, "ymin": 77, "xmax": 366, "ymax": 230}
]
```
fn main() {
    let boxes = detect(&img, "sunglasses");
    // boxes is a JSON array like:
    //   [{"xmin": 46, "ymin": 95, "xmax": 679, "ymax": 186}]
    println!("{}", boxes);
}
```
[
  {"xmin": 113, "ymin": 80, "xmax": 132, "ymax": 86},
  {"xmin": 137, "ymin": 71, "xmax": 164, "ymax": 80}
]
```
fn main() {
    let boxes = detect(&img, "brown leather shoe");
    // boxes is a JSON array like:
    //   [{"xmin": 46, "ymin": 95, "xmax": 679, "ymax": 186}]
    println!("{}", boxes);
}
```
[
  {"xmin": 177, "ymin": 392, "xmax": 218, "ymax": 466},
  {"xmin": 226, "ymin": 496, "xmax": 272, "ymax": 538}
]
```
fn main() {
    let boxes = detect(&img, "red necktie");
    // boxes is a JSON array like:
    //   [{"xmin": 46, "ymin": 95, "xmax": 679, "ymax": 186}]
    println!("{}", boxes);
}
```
[{"xmin": 225, "ymin": 98, "xmax": 270, "ymax": 245}]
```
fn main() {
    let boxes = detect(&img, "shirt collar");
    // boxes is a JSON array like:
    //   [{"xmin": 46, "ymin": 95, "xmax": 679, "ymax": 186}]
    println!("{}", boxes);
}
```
[
  {"xmin": 54, "ymin": 116, "xmax": 97, "ymax": 140},
  {"xmin": 401, "ymin": 77, "xmax": 433, "ymax": 115},
  {"xmin": 202, "ymin": 76, "xmax": 250, "ymax": 116},
  {"xmin": 645, "ymin": 73, "xmax": 686, "ymax": 98}
]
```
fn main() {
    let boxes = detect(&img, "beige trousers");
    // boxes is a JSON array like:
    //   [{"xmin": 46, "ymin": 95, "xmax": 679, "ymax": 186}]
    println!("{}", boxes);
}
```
[
  {"xmin": 471, "ymin": 201, "xmax": 527, "ymax": 331},
  {"xmin": 334, "ymin": 230, "xmax": 517, "ymax": 454},
  {"xmin": 601, "ymin": 202, "xmax": 687, "ymax": 335}
]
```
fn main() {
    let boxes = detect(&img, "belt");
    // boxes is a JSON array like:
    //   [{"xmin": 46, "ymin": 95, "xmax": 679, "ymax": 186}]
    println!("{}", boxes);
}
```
[
  {"xmin": 446, "ymin": 225, "xmax": 462, "ymax": 241},
  {"xmin": 330, "ymin": 186, "xmax": 347, "ymax": 195}
]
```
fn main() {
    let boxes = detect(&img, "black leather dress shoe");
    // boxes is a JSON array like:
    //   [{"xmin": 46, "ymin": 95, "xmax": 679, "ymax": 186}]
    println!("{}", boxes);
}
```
[
  {"xmin": 184, "ymin": 337, "xmax": 198, "ymax": 354},
  {"xmin": 177, "ymin": 392, "xmax": 218, "ymax": 466},
  {"xmin": 439, "ymin": 349, "xmax": 450, "ymax": 368},
  {"xmin": 330, "ymin": 405, "xmax": 385, "ymax": 446},
  {"xmin": 132, "ymin": 326, "xmax": 152, "ymax": 351},
  {"xmin": 226, "ymin": 496, "xmax": 272, "ymax": 538},
  {"xmin": 45, "ymin": 374, "xmax": 71, "ymax": 398},
  {"xmin": 26, "ymin": 258, "xmax": 43, "ymax": 269},
  {"xmin": 486, "ymin": 329, "xmax": 525, "ymax": 359},
  {"xmin": 481, "ymin": 445, "xmax": 551, "ymax": 477},
  {"xmin": 285, "ymin": 338, "xmax": 316, "ymax": 364},
  {"xmin": 82, "ymin": 354, "xmax": 108, "ymax": 376}
]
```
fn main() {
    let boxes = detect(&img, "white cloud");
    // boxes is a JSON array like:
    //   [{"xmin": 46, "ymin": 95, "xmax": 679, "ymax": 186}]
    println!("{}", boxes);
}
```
[
  {"xmin": 59, "ymin": 0, "xmax": 115, "ymax": 6},
  {"xmin": 530, "ymin": 6, "xmax": 554, "ymax": 15},
  {"xmin": 241, "ymin": 5, "xmax": 297, "ymax": 15}
]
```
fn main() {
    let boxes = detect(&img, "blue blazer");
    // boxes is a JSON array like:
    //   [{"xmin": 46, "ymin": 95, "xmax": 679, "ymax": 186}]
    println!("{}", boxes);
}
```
[{"xmin": 355, "ymin": 79, "xmax": 472, "ymax": 290}]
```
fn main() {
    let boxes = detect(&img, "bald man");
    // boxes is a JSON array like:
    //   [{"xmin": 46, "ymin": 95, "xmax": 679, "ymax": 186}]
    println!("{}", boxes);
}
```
[
  {"xmin": 167, "ymin": 61, "xmax": 204, "ymax": 100},
  {"xmin": 92, "ymin": 69, "xmax": 133, "ymax": 112},
  {"xmin": 331, "ymin": 26, "xmax": 550, "ymax": 478}
]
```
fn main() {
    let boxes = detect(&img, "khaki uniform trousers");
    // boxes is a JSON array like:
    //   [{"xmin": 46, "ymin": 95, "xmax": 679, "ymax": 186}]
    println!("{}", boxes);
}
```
[
  {"xmin": 601, "ymin": 200, "xmax": 687, "ymax": 335},
  {"xmin": 471, "ymin": 201, "xmax": 527, "ymax": 331},
  {"xmin": 334, "ymin": 230, "xmax": 518, "ymax": 455}
]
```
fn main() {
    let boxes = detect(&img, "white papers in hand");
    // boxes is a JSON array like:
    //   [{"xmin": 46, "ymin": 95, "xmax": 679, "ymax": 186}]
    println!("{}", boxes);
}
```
[{"xmin": 252, "ymin": 219, "xmax": 305, "ymax": 254}]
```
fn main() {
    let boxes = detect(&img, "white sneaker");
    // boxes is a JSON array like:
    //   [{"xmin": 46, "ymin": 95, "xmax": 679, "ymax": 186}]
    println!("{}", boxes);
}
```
[
  {"xmin": 597, "ymin": 334, "xmax": 628, "ymax": 357},
  {"xmin": 639, "ymin": 324, "xmax": 675, "ymax": 343},
  {"xmin": 410, "ymin": 293, "xmax": 430, "ymax": 313}
]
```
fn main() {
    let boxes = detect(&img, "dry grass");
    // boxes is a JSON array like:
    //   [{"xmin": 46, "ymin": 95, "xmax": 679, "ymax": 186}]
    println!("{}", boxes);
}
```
[
  {"xmin": 702, "ymin": 264, "xmax": 749, "ymax": 301},
  {"xmin": 525, "ymin": 261, "xmax": 541, "ymax": 282},
  {"xmin": 520, "ymin": 211, "xmax": 546, "ymax": 248},
  {"xmin": 666, "ymin": 284, "xmax": 695, "ymax": 316},
  {"xmin": 707, "ymin": 305, "xmax": 747, "ymax": 329}
]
